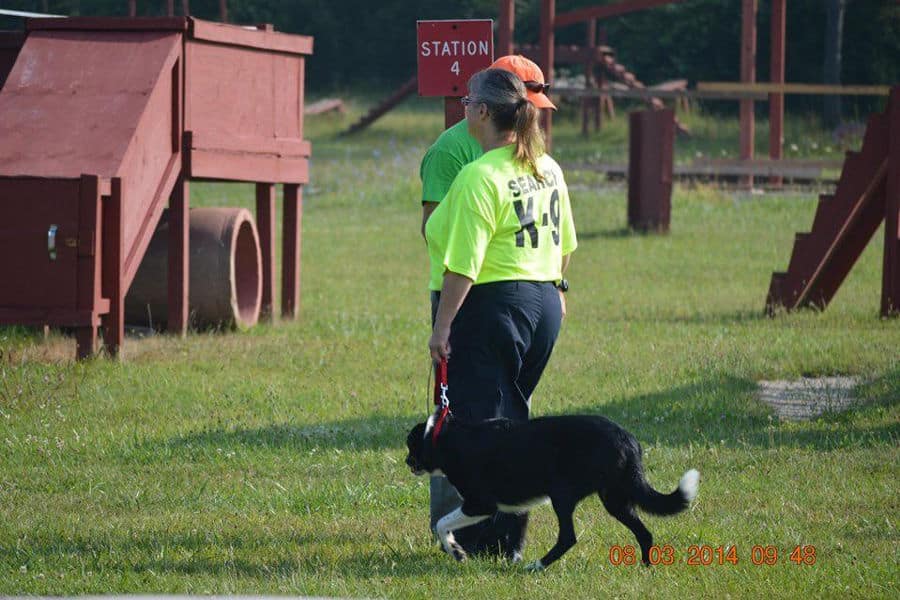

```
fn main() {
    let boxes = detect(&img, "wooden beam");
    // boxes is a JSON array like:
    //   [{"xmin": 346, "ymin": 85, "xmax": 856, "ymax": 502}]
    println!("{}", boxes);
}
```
[
  {"xmin": 540, "ymin": 0, "xmax": 555, "ymax": 149},
  {"xmin": 497, "ymin": 0, "xmax": 515, "ymax": 56},
  {"xmin": 739, "ymin": 0, "xmax": 757, "ymax": 187},
  {"xmin": 699, "ymin": 82, "xmax": 891, "ymax": 96},
  {"xmin": 769, "ymin": 0, "xmax": 786, "ymax": 186},
  {"xmin": 556, "ymin": 0, "xmax": 684, "ymax": 29}
]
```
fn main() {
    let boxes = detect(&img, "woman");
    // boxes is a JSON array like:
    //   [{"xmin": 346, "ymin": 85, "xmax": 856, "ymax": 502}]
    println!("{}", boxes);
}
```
[{"xmin": 424, "ymin": 67, "xmax": 577, "ymax": 559}]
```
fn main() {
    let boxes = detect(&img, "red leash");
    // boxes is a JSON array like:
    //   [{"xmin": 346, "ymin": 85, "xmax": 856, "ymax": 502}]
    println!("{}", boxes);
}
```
[{"xmin": 432, "ymin": 357, "xmax": 450, "ymax": 445}]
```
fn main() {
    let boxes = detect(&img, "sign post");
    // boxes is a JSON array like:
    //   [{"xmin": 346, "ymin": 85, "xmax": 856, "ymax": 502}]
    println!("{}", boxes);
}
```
[{"xmin": 417, "ymin": 20, "xmax": 494, "ymax": 128}]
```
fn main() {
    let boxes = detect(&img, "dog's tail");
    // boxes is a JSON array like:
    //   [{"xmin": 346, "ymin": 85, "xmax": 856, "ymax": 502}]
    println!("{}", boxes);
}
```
[{"xmin": 633, "ymin": 469, "xmax": 700, "ymax": 516}]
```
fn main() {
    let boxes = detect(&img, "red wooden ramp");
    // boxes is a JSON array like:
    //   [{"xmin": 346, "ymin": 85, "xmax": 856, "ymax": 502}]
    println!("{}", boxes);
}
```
[
  {"xmin": 765, "ymin": 86, "xmax": 900, "ymax": 318},
  {"xmin": 0, "ymin": 18, "xmax": 313, "ymax": 358}
]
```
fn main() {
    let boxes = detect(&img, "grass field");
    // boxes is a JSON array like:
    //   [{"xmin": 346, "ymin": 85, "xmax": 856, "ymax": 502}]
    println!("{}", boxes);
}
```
[{"xmin": 1, "ymin": 100, "xmax": 897, "ymax": 598}]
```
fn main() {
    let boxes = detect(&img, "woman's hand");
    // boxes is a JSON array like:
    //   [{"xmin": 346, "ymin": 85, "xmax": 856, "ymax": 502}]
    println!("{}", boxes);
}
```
[
  {"xmin": 558, "ymin": 289, "xmax": 567, "ymax": 319},
  {"xmin": 429, "ymin": 325, "xmax": 451, "ymax": 361}
]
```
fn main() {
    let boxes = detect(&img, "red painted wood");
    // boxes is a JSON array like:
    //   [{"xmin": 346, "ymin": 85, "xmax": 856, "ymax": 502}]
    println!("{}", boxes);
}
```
[
  {"xmin": 76, "ymin": 326, "xmax": 97, "ymax": 360},
  {"xmin": 739, "ymin": 0, "xmax": 757, "ymax": 188},
  {"xmin": 417, "ymin": 20, "xmax": 494, "ymax": 97},
  {"xmin": 101, "ymin": 179, "xmax": 124, "ymax": 357},
  {"xmin": 77, "ymin": 175, "xmax": 103, "ymax": 313},
  {"xmin": 540, "ymin": 0, "xmax": 555, "ymax": 149},
  {"xmin": 168, "ymin": 175, "xmax": 189, "ymax": 335},
  {"xmin": 769, "ymin": 0, "xmax": 786, "ymax": 186},
  {"xmin": 282, "ymin": 184, "xmax": 302, "ymax": 319},
  {"xmin": 497, "ymin": 0, "xmax": 515, "ymax": 56},
  {"xmin": 628, "ymin": 109, "xmax": 674, "ymax": 232},
  {"xmin": 0, "ymin": 307, "xmax": 104, "ymax": 327},
  {"xmin": 444, "ymin": 97, "xmax": 465, "ymax": 129},
  {"xmin": 190, "ymin": 20, "xmax": 313, "ymax": 55},
  {"xmin": 256, "ymin": 183, "xmax": 276, "ymax": 321},
  {"xmin": 28, "ymin": 17, "xmax": 188, "ymax": 32},
  {"xmin": 555, "ymin": 0, "xmax": 684, "ymax": 28},
  {"xmin": 883, "ymin": 88, "xmax": 900, "ymax": 317},
  {"xmin": 189, "ymin": 150, "xmax": 309, "ymax": 185},
  {"xmin": 0, "ymin": 178, "xmax": 80, "ymax": 308}
]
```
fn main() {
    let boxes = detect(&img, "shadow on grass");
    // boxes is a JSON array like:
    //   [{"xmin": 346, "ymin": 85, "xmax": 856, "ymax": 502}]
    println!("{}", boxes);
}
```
[
  {"xmin": 158, "ymin": 414, "xmax": 411, "ymax": 454},
  {"xmin": 576, "ymin": 227, "xmax": 636, "ymax": 240},
  {"xmin": 578, "ymin": 371, "xmax": 899, "ymax": 451},
  {"xmin": 144, "ymin": 370, "xmax": 897, "ymax": 459}
]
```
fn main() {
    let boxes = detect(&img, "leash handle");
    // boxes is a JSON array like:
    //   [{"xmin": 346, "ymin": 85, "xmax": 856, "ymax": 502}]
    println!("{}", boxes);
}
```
[
  {"xmin": 433, "ymin": 357, "xmax": 448, "ymax": 407},
  {"xmin": 432, "ymin": 357, "xmax": 450, "ymax": 445}
]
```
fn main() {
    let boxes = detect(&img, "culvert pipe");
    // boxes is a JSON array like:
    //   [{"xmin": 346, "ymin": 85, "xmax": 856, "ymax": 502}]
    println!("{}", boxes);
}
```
[{"xmin": 125, "ymin": 207, "xmax": 262, "ymax": 329}]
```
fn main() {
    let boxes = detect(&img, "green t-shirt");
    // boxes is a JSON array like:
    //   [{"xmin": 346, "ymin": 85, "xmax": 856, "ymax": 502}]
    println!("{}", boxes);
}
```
[
  {"xmin": 419, "ymin": 119, "xmax": 483, "ymax": 204},
  {"xmin": 425, "ymin": 145, "xmax": 577, "ymax": 291}
]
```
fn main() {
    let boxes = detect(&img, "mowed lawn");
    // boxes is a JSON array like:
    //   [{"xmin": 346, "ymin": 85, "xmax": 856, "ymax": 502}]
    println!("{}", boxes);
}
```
[{"xmin": 0, "ymin": 102, "xmax": 897, "ymax": 598}]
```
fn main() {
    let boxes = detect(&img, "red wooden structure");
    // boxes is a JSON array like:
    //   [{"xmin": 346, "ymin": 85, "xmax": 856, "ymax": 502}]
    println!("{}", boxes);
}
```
[
  {"xmin": 0, "ymin": 17, "xmax": 313, "ymax": 358},
  {"xmin": 765, "ymin": 87, "xmax": 900, "ymax": 318},
  {"xmin": 497, "ymin": 0, "xmax": 787, "ymax": 168},
  {"xmin": 628, "ymin": 108, "xmax": 674, "ymax": 232}
]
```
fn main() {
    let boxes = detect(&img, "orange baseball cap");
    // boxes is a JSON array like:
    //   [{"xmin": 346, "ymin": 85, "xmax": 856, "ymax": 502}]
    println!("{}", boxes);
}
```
[{"xmin": 490, "ymin": 55, "xmax": 556, "ymax": 110}]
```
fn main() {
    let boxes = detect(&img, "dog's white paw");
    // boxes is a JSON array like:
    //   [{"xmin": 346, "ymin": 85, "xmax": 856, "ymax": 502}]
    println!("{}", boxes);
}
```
[
  {"xmin": 439, "ymin": 532, "xmax": 468, "ymax": 562},
  {"xmin": 524, "ymin": 560, "xmax": 545, "ymax": 573}
]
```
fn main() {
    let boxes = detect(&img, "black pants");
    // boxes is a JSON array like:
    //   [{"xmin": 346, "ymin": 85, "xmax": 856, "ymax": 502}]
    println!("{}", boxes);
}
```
[{"xmin": 429, "ymin": 281, "xmax": 562, "ymax": 557}]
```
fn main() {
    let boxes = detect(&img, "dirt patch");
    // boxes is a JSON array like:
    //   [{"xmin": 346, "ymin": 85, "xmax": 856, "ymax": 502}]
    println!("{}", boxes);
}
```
[{"xmin": 757, "ymin": 376, "xmax": 861, "ymax": 421}]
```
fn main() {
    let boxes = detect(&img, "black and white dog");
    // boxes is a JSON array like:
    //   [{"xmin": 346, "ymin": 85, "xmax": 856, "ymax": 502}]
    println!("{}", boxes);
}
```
[{"xmin": 406, "ymin": 412, "xmax": 699, "ymax": 571}]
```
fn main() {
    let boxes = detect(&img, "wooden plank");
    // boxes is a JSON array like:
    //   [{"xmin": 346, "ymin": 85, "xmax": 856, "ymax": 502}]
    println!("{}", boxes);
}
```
[
  {"xmin": 883, "ymin": 88, "xmax": 900, "ymax": 317},
  {"xmin": 699, "ymin": 82, "xmax": 891, "ymax": 96},
  {"xmin": 101, "ymin": 179, "xmax": 124, "ymax": 358},
  {"xmin": 189, "ymin": 131, "xmax": 311, "ymax": 157},
  {"xmin": 27, "ymin": 17, "xmax": 188, "ymax": 32},
  {"xmin": 0, "ymin": 308, "xmax": 104, "ymax": 326},
  {"xmin": 256, "ymin": 183, "xmax": 276, "ymax": 321},
  {"xmin": 551, "ymin": 86, "xmax": 767, "ymax": 100},
  {"xmin": 190, "ymin": 19, "xmax": 313, "ymax": 55},
  {"xmin": 556, "ymin": 0, "xmax": 684, "ymax": 28},
  {"xmin": 281, "ymin": 184, "xmax": 302, "ymax": 319},
  {"xmin": 167, "ymin": 175, "xmax": 189, "ymax": 335},
  {"xmin": 562, "ymin": 160, "xmax": 840, "ymax": 180},
  {"xmin": 189, "ymin": 150, "xmax": 309, "ymax": 184}
]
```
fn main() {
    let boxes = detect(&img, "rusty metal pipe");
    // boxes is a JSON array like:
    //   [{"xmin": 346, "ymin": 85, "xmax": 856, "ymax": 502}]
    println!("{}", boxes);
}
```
[{"xmin": 125, "ymin": 207, "xmax": 262, "ymax": 329}]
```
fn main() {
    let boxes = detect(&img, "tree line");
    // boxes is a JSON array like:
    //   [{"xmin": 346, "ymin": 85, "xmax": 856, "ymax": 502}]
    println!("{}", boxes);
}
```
[{"xmin": 3, "ymin": 0, "xmax": 897, "ymax": 117}]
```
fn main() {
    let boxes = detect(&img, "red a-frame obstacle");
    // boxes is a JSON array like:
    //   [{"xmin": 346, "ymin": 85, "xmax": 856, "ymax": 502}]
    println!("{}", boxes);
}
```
[{"xmin": 765, "ymin": 87, "xmax": 900, "ymax": 318}]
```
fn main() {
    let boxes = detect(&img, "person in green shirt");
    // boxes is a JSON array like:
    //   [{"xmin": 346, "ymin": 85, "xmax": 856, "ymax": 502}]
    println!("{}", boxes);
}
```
[
  {"xmin": 419, "ymin": 55, "xmax": 560, "ymax": 559},
  {"xmin": 425, "ymin": 66, "xmax": 577, "ymax": 562}
]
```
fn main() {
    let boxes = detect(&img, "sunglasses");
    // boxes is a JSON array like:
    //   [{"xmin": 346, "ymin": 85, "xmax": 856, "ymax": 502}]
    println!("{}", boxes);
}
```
[
  {"xmin": 461, "ymin": 96, "xmax": 482, "ymax": 106},
  {"xmin": 524, "ymin": 80, "xmax": 551, "ymax": 93}
]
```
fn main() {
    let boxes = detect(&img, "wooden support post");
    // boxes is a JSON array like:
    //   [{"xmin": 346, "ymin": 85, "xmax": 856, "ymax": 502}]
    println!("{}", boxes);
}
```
[
  {"xmin": 444, "ymin": 96, "xmax": 465, "ymax": 129},
  {"xmin": 540, "ymin": 0, "xmax": 555, "ymax": 150},
  {"xmin": 166, "ymin": 0, "xmax": 175, "ymax": 16},
  {"xmin": 76, "ymin": 174, "xmax": 103, "ymax": 360},
  {"xmin": 168, "ymin": 175, "xmax": 189, "ymax": 335},
  {"xmin": 739, "ymin": 0, "xmax": 757, "ymax": 188},
  {"xmin": 282, "ymin": 184, "xmax": 302, "ymax": 319},
  {"xmin": 128, "ymin": 0, "xmax": 136, "ymax": 17},
  {"xmin": 497, "ymin": 0, "xmax": 515, "ymax": 57},
  {"xmin": 883, "ymin": 88, "xmax": 900, "ymax": 317},
  {"xmin": 582, "ymin": 19, "xmax": 597, "ymax": 137},
  {"xmin": 102, "ymin": 178, "xmax": 124, "ymax": 358},
  {"xmin": 769, "ymin": 0, "xmax": 786, "ymax": 187},
  {"xmin": 256, "ymin": 183, "xmax": 276, "ymax": 322}
]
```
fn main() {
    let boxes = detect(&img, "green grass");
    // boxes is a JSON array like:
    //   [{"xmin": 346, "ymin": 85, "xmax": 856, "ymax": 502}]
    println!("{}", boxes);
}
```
[{"xmin": 0, "ymin": 103, "xmax": 897, "ymax": 598}]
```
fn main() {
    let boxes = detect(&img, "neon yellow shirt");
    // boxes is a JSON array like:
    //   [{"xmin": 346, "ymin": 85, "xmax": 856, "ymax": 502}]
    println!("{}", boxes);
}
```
[{"xmin": 425, "ymin": 145, "xmax": 577, "ymax": 291}]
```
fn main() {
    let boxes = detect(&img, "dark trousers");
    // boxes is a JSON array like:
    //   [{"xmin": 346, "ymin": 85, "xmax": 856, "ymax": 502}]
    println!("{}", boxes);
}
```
[{"xmin": 429, "ymin": 281, "xmax": 562, "ymax": 557}]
